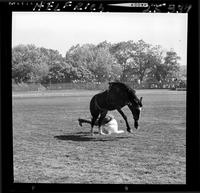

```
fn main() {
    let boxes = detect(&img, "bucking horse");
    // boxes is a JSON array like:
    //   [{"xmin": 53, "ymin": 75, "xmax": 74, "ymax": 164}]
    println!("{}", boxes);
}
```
[{"xmin": 86, "ymin": 82, "xmax": 143, "ymax": 135}]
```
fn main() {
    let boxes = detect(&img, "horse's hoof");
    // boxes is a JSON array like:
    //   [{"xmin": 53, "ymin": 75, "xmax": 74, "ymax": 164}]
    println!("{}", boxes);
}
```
[
  {"xmin": 127, "ymin": 129, "xmax": 134, "ymax": 134},
  {"xmin": 99, "ymin": 132, "xmax": 106, "ymax": 135}
]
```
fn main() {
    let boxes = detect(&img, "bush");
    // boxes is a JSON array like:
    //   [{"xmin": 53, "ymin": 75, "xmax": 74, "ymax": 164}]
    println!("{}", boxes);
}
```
[
  {"xmin": 12, "ymin": 83, "xmax": 46, "ymax": 92},
  {"xmin": 42, "ymin": 82, "xmax": 108, "ymax": 91}
]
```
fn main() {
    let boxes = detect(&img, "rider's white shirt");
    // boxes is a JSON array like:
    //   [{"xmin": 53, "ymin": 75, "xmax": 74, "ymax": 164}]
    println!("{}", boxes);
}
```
[{"xmin": 101, "ymin": 118, "xmax": 124, "ymax": 134}]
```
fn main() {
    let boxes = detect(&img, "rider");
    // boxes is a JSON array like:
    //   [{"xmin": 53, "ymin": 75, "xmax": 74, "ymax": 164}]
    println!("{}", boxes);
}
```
[{"xmin": 78, "ymin": 114, "xmax": 124, "ymax": 135}]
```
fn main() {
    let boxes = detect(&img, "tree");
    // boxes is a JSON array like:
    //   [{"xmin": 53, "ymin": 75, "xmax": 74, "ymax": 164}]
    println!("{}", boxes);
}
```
[
  {"xmin": 96, "ymin": 41, "xmax": 112, "ymax": 50},
  {"xmin": 111, "ymin": 40, "xmax": 161, "ymax": 86},
  {"xmin": 163, "ymin": 49, "xmax": 181, "ymax": 87},
  {"xmin": 65, "ymin": 43, "xmax": 120, "ymax": 82},
  {"xmin": 126, "ymin": 40, "xmax": 151, "ymax": 83},
  {"xmin": 12, "ymin": 44, "xmax": 49, "ymax": 83},
  {"xmin": 110, "ymin": 41, "xmax": 137, "ymax": 82},
  {"xmin": 40, "ymin": 48, "xmax": 66, "ymax": 83},
  {"xmin": 95, "ymin": 41, "xmax": 123, "ymax": 81},
  {"xmin": 12, "ymin": 42, "xmax": 182, "ymax": 88},
  {"xmin": 65, "ymin": 44, "xmax": 95, "ymax": 82},
  {"xmin": 89, "ymin": 47, "xmax": 117, "ymax": 82},
  {"xmin": 144, "ymin": 48, "xmax": 181, "ymax": 88},
  {"xmin": 142, "ymin": 45, "xmax": 166, "ymax": 87}
]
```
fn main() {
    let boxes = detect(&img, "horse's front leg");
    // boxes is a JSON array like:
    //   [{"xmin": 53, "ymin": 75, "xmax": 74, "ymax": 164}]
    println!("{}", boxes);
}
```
[{"xmin": 117, "ymin": 109, "xmax": 132, "ymax": 133}]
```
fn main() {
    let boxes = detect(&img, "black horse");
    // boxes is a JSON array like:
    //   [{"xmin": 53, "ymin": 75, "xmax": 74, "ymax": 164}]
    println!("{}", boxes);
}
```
[{"xmin": 89, "ymin": 82, "xmax": 143, "ymax": 135}]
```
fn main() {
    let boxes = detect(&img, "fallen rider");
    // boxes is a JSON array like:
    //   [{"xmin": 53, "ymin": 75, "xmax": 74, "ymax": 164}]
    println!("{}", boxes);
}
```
[{"xmin": 78, "ymin": 114, "xmax": 124, "ymax": 135}]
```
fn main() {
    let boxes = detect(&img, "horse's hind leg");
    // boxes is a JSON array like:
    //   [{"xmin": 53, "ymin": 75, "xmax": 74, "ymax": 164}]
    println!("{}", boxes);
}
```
[
  {"xmin": 98, "ymin": 111, "xmax": 107, "ymax": 135},
  {"xmin": 90, "ymin": 96, "xmax": 100, "ymax": 135},
  {"xmin": 91, "ymin": 114, "xmax": 99, "ymax": 136}
]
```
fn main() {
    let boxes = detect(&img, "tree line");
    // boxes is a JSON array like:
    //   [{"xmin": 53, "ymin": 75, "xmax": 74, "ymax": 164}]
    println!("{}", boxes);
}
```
[{"xmin": 12, "ymin": 40, "xmax": 186, "ymax": 88}]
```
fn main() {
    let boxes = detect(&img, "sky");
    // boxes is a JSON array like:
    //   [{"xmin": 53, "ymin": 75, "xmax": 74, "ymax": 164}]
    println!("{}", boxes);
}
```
[{"xmin": 12, "ymin": 12, "xmax": 188, "ymax": 66}]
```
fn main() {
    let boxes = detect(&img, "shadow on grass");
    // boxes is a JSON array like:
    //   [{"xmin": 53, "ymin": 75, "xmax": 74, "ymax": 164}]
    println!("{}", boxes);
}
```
[{"xmin": 54, "ymin": 131, "xmax": 133, "ymax": 142}]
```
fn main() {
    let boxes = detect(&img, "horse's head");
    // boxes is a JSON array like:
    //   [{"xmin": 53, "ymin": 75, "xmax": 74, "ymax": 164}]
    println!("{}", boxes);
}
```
[
  {"xmin": 127, "ymin": 96, "xmax": 143, "ymax": 129},
  {"xmin": 108, "ymin": 82, "xmax": 143, "ymax": 130}
]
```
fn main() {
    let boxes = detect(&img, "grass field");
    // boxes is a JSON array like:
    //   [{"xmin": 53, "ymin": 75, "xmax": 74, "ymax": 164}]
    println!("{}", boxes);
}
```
[{"xmin": 12, "ymin": 89, "xmax": 186, "ymax": 184}]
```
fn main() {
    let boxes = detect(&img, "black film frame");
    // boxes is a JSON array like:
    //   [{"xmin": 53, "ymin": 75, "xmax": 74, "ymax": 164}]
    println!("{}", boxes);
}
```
[{"xmin": 0, "ymin": 0, "xmax": 199, "ymax": 193}]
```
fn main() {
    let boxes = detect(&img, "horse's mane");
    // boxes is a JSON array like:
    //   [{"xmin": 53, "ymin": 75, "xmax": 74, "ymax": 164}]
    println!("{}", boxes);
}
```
[{"xmin": 108, "ymin": 82, "xmax": 138, "ymax": 100}]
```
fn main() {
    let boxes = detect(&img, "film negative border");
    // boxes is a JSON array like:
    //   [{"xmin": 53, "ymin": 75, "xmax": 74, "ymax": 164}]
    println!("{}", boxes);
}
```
[{"xmin": 8, "ymin": 1, "xmax": 192, "ymax": 13}]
